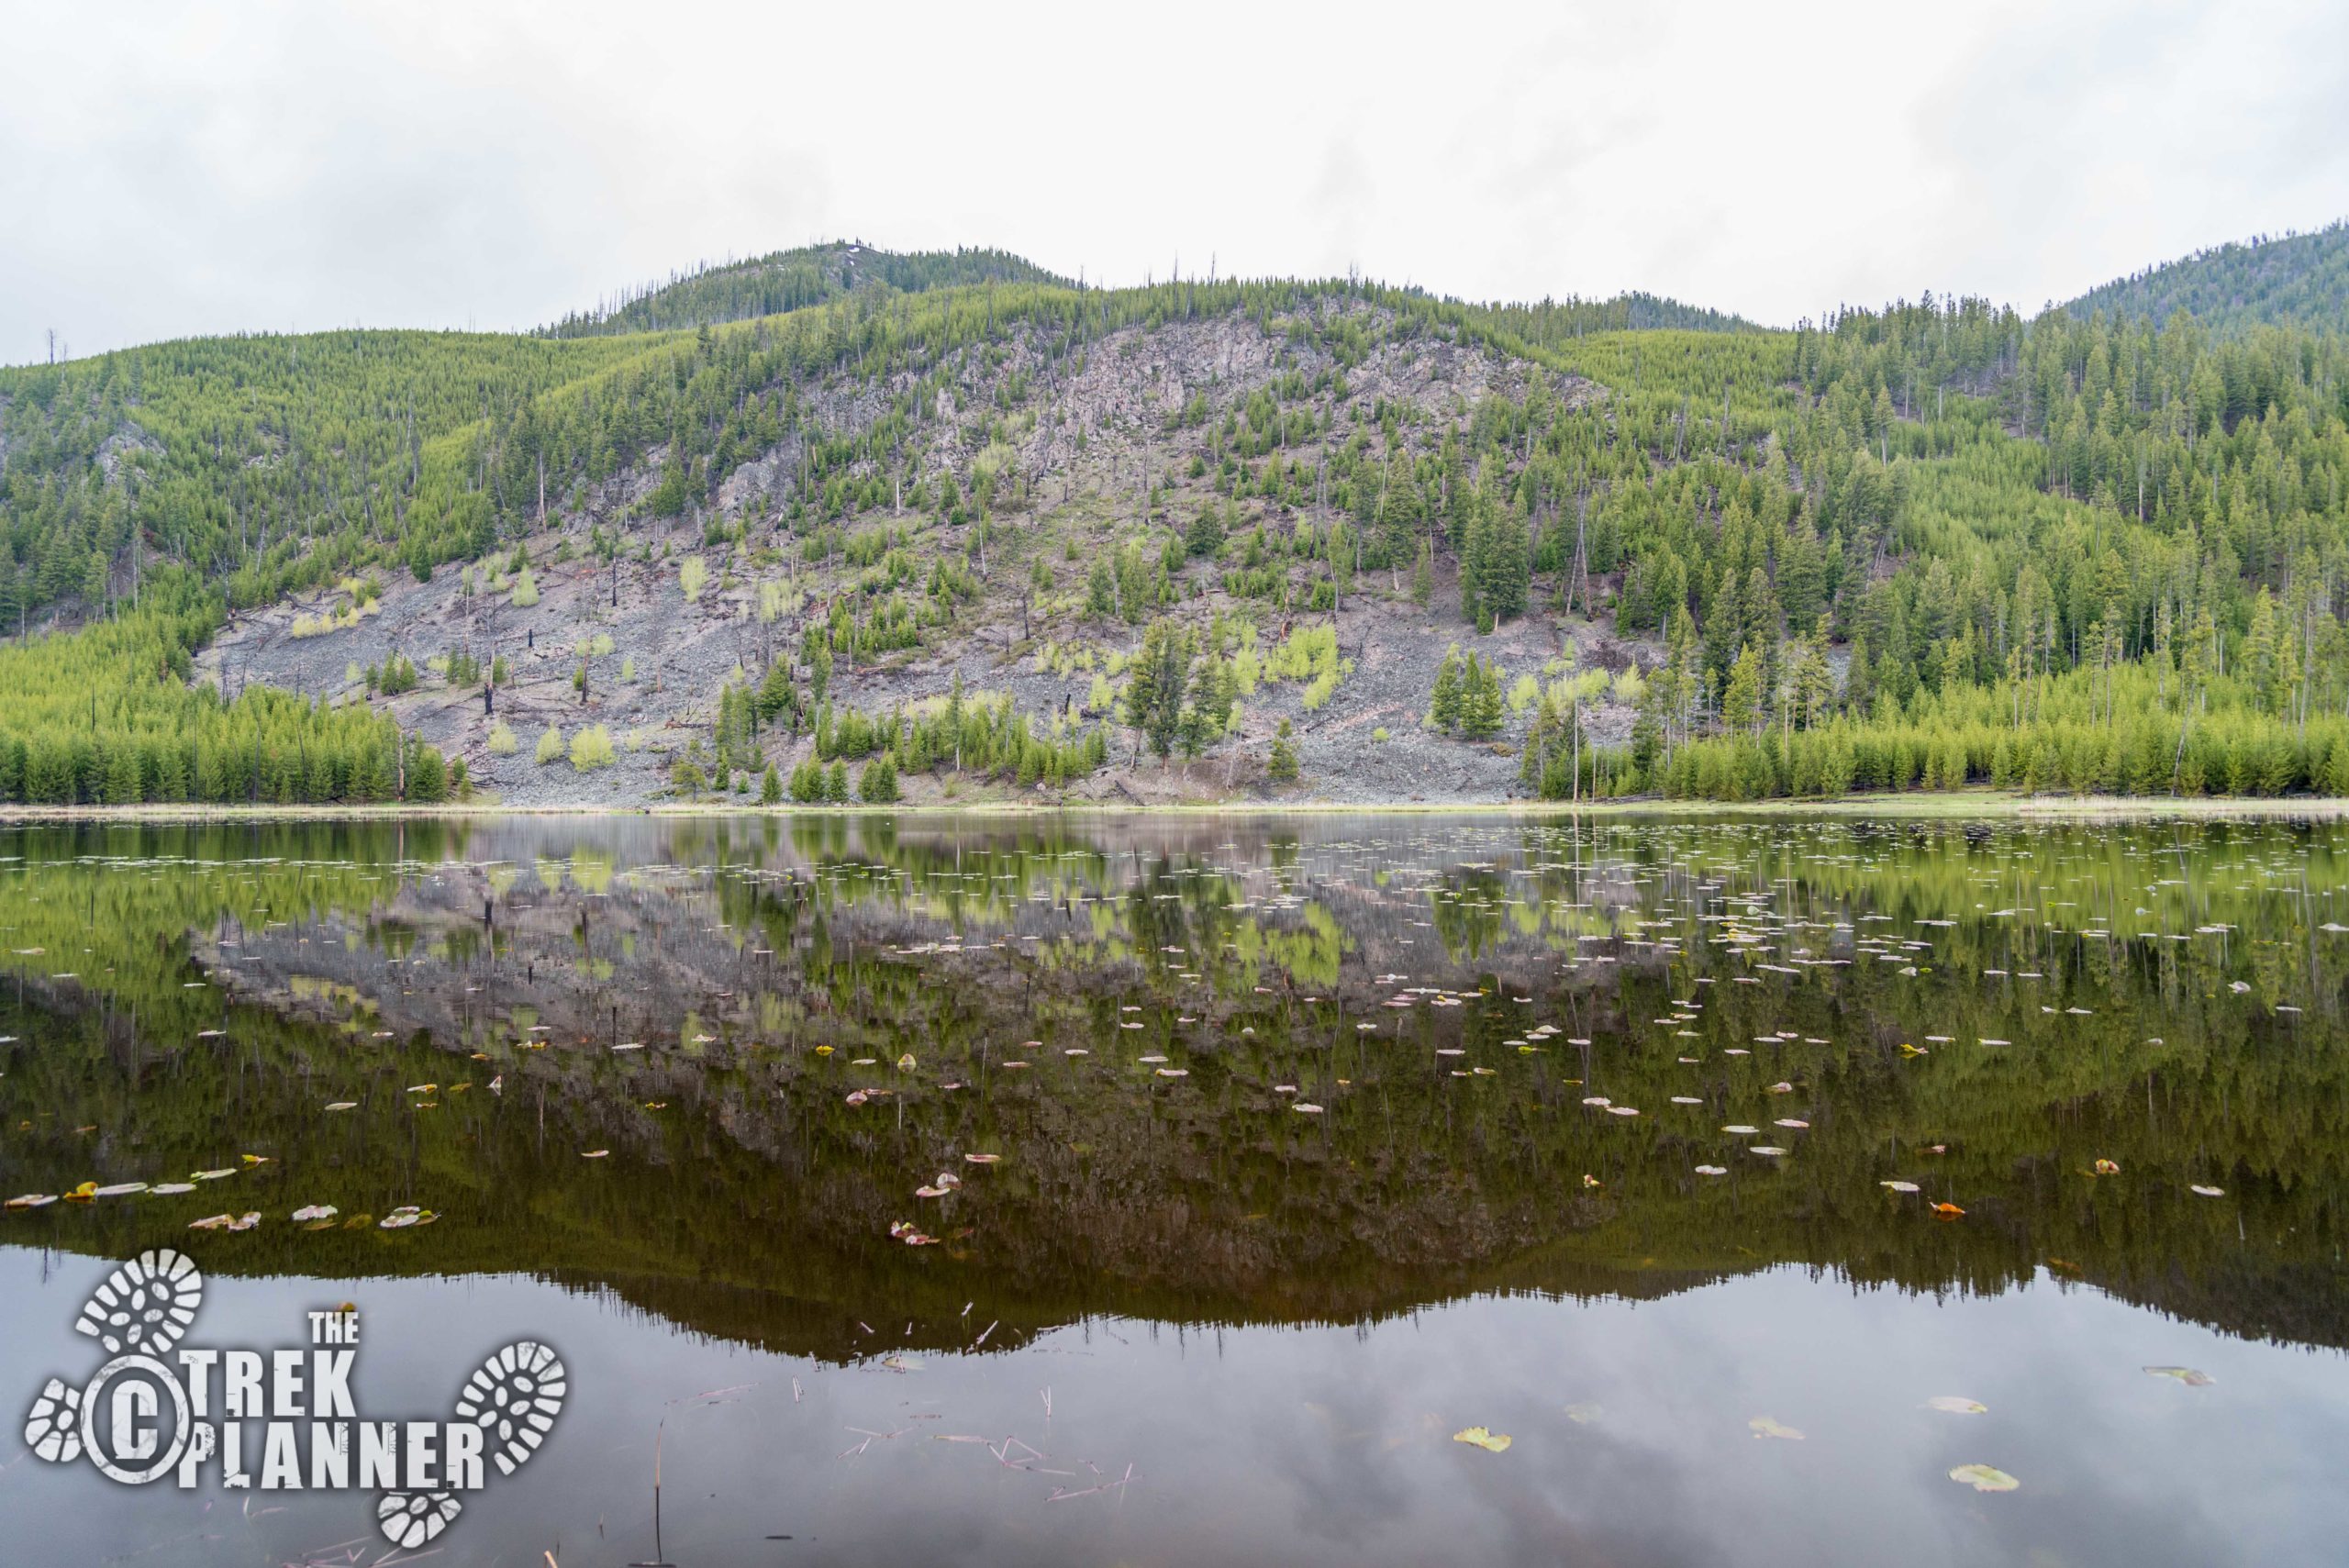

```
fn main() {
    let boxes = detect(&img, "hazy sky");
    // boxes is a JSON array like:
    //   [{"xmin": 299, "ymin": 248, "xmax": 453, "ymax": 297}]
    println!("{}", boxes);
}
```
[{"xmin": 3, "ymin": 0, "xmax": 2344, "ymax": 364}]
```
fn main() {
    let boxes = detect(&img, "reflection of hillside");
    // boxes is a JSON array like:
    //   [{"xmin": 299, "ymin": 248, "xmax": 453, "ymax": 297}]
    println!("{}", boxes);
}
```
[{"xmin": 2, "ymin": 815, "xmax": 2346, "ymax": 1363}]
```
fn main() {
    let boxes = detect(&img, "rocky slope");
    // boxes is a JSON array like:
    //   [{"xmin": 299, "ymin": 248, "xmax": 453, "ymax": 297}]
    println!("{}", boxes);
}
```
[{"xmin": 199, "ymin": 304, "xmax": 1654, "ymax": 806}]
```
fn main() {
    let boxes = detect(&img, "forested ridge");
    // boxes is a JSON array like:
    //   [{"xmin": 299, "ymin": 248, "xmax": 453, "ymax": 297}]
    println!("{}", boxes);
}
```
[
  {"xmin": 2064, "ymin": 223, "xmax": 2349, "ymax": 337},
  {"xmin": 2, "ymin": 226, "xmax": 2347, "ymax": 805},
  {"xmin": 539, "ymin": 240, "xmax": 1072, "ymax": 339}
]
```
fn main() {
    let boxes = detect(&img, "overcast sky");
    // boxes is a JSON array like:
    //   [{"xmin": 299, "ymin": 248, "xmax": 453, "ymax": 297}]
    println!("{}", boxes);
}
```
[{"xmin": 3, "ymin": 0, "xmax": 2344, "ymax": 364}]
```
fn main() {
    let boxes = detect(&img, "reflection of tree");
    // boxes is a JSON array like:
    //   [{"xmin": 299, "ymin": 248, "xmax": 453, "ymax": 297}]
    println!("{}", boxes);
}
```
[{"xmin": 0, "ymin": 815, "xmax": 2344, "ymax": 1363}]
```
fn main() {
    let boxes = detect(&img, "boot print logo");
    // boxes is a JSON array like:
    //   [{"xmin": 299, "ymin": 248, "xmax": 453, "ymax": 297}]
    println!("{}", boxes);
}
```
[{"xmin": 21, "ymin": 1249, "xmax": 567, "ymax": 1550}]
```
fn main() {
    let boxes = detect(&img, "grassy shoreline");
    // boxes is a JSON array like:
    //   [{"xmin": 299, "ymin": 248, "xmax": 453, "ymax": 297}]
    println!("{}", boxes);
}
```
[{"xmin": 2, "ymin": 791, "xmax": 2348, "ymax": 823}]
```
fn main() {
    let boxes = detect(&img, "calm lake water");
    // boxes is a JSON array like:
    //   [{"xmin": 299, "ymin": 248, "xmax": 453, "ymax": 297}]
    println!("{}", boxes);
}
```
[{"xmin": 2, "ymin": 813, "xmax": 2346, "ymax": 1567}]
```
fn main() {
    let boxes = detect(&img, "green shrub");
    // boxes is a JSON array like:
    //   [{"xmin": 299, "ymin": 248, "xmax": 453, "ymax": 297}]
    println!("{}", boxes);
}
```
[{"xmin": 569, "ymin": 725, "xmax": 616, "ymax": 771}]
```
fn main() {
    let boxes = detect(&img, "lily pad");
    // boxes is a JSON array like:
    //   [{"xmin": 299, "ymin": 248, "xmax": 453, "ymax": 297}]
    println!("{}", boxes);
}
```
[{"xmin": 1949, "ymin": 1463, "xmax": 2019, "ymax": 1492}]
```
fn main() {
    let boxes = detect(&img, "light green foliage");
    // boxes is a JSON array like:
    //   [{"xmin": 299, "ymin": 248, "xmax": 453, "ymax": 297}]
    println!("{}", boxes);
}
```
[
  {"xmin": 679, "ymin": 556, "xmax": 708, "ymax": 602},
  {"xmin": 536, "ymin": 725, "xmax": 565, "ymax": 764},
  {"xmin": 510, "ymin": 567, "xmax": 540, "ymax": 607},
  {"xmin": 568, "ymin": 725, "xmax": 617, "ymax": 772},
  {"xmin": 1230, "ymin": 647, "xmax": 1262, "ymax": 695},
  {"xmin": 1266, "ymin": 625, "xmax": 1349, "ymax": 713},
  {"xmin": 486, "ymin": 721, "xmax": 518, "ymax": 755}
]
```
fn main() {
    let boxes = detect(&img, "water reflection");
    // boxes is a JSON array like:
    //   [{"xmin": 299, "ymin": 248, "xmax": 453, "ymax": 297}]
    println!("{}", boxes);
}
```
[{"xmin": 2, "ymin": 813, "xmax": 2346, "ymax": 1564}]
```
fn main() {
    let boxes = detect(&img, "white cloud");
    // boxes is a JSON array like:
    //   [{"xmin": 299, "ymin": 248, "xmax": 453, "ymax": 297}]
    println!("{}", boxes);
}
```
[{"xmin": 0, "ymin": 0, "xmax": 2342, "ymax": 362}]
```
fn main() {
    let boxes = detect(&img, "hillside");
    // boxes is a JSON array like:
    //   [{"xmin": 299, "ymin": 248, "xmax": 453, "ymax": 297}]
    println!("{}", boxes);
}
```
[
  {"xmin": 2064, "ymin": 222, "xmax": 2349, "ymax": 334},
  {"xmin": 540, "ymin": 239, "xmax": 1071, "ymax": 338},
  {"xmin": 1, "ymin": 230, "xmax": 2348, "ymax": 808}
]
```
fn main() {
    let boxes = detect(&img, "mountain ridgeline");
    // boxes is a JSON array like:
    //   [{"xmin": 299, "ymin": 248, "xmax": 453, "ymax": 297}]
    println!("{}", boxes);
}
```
[
  {"xmin": 540, "ymin": 241, "xmax": 1072, "ymax": 338},
  {"xmin": 2063, "ymin": 223, "xmax": 2349, "ymax": 337},
  {"xmin": 0, "ymin": 230, "xmax": 2345, "ymax": 807}
]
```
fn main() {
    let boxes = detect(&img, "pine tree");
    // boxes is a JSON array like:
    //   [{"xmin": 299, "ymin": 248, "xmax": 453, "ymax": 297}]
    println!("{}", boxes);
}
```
[
  {"xmin": 761, "ymin": 763, "xmax": 781, "ymax": 804},
  {"xmin": 1429, "ymin": 645, "xmax": 1464, "ymax": 732},
  {"xmin": 1721, "ymin": 643, "xmax": 1765, "ymax": 734},
  {"xmin": 1126, "ymin": 617, "xmax": 1192, "ymax": 760},
  {"xmin": 1266, "ymin": 718, "xmax": 1299, "ymax": 782},
  {"xmin": 1186, "ymin": 504, "xmax": 1224, "ymax": 558},
  {"xmin": 1460, "ymin": 654, "xmax": 1506, "ymax": 740}
]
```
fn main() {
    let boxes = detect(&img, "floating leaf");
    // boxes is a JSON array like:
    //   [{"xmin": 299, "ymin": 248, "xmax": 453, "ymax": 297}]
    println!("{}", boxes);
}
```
[
  {"xmin": 582, "ymin": 1149, "xmax": 609, "ymax": 1159},
  {"xmin": 1948, "ymin": 1463, "xmax": 2019, "ymax": 1492},
  {"xmin": 292, "ymin": 1205, "xmax": 339, "ymax": 1222},
  {"xmin": 91, "ymin": 1182, "xmax": 149, "ymax": 1197},
  {"xmin": 1925, "ymin": 1396, "xmax": 1987, "ymax": 1415},
  {"xmin": 1563, "ymin": 1402, "xmax": 1602, "ymax": 1425},
  {"xmin": 2189, "ymin": 1184, "xmax": 2225, "ymax": 1197},
  {"xmin": 1452, "ymin": 1426, "xmax": 1512, "ymax": 1452},
  {"xmin": 2093, "ymin": 1158, "xmax": 2121, "ymax": 1175},
  {"xmin": 1748, "ymin": 1417, "xmax": 1804, "ymax": 1440},
  {"xmin": 323, "ymin": 1102, "xmax": 358, "ymax": 1112},
  {"xmin": 1880, "ymin": 1181, "xmax": 1920, "ymax": 1193},
  {"xmin": 1931, "ymin": 1202, "xmax": 1966, "ymax": 1218},
  {"xmin": 2143, "ymin": 1365, "xmax": 2214, "ymax": 1386},
  {"xmin": 1694, "ymin": 1164, "xmax": 1727, "ymax": 1176}
]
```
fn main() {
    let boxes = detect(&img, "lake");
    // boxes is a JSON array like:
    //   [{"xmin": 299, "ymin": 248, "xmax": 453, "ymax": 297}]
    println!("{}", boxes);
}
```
[{"xmin": 2, "ymin": 813, "xmax": 2345, "ymax": 1567}]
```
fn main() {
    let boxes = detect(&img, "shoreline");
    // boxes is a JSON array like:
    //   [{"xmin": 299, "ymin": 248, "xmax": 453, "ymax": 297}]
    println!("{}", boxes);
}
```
[{"xmin": 2, "ymin": 791, "xmax": 2348, "ymax": 823}]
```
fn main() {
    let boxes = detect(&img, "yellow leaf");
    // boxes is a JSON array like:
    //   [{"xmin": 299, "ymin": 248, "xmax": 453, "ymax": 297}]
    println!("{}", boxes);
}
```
[{"xmin": 1452, "ymin": 1426, "xmax": 1511, "ymax": 1452}]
